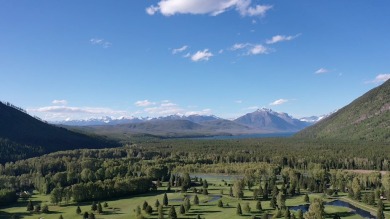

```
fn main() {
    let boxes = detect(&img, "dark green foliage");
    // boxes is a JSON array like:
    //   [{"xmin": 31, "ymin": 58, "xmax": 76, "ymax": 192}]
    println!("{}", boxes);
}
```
[
  {"xmin": 256, "ymin": 200, "xmax": 262, "ymax": 211},
  {"xmin": 104, "ymin": 202, "xmax": 108, "ymax": 208},
  {"xmin": 377, "ymin": 199, "xmax": 385, "ymax": 219},
  {"xmin": 179, "ymin": 204, "xmax": 185, "ymax": 215},
  {"xmin": 155, "ymin": 199, "xmax": 160, "ymax": 208},
  {"xmin": 91, "ymin": 202, "xmax": 97, "ymax": 211},
  {"xmin": 83, "ymin": 212, "xmax": 89, "ymax": 219},
  {"xmin": 27, "ymin": 200, "xmax": 33, "ymax": 211},
  {"xmin": 59, "ymin": 215, "xmax": 64, "ymax": 219},
  {"xmin": 296, "ymin": 79, "xmax": 390, "ymax": 142},
  {"xmin": 0, "ymin": 101, "xmax": 118, "ymax": 163},
  {"xmin": 76, "ymin": 206, "xmax": 82, "ymax": 214},
  {"xmin": 184, "ymin": 197, "xmax": 191, "ymax": 212},
  {"xmin": 97, "ymin": 202, "xmax": 103, "ymax": 214},
  {"xmin": 284, "ymin": 208, "xmax": 291, "ymax": 219},
  {"xmin": 218, "ymin": 200, "xmax": 223, "ymax": 208},
  {"xmin": 142, "ymin": 201, "xmax": 149, "ymax": 210},
  {"xmin": 304, "ymin": 194, "xmax": 309, "ymax": 203},
  {"xmin": 34, "ymin": 204, "xmax": 41, "ymax": 213},
  {"xmin": 0, "ymin": 189, "xmax": 18, "ymax": 206},
  {"xmin": 41, "ymin": 204, "xmax": 49, "ymax": 213},
  {"xmin": 163, "ymin": 193, "xmax": 169, "ymax": 206},
  {"xmin": 145, "ymin": 205, "xmax": 153, "ymax": 215},
  {"xmin": 193, "ymin": 194, "xmax": 199, "ymax": 205},
  {"xmin": 169, "ymin": 205, "xmax": 177, "ymax": 219},
  {"xmin": 297, "ymin": 209, "xmax": 303, "ymax": 219},
  {"xmin": 88, "ymin": 212, "xmax": 95, "ymax": 219},
  {"xmin": 136, "ymin": 205, "xmax": 142, "ymax": 216},
  {"xmin": 202, "ymin": 188, "xmax": 208, "ymax": 195},
  {"xmin": 158, "ymin": 205, "xmax": 164, "ymax": 219},
  {"xmin": 262, "ymin": 213, "xmax": 268, "ymax": 219},
  {"xmin": 236, "ymin": 203, "xmax": 242, "ymax": 215},
  {"xmin": 243, "ymin": 202, "xmax": 251, "ymax": 213}
]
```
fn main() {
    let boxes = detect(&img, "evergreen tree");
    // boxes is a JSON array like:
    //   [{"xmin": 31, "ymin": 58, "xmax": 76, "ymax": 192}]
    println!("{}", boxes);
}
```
[
  {"xmin": 27, "ymin": 200, "xmax": 33, "ymax": 211},
  {"xmin": 193, "ymin": 194, "xmax": 199, "ymax": 205},
  {"xmin": 236, "ymin": 203, "xmax": 242, "ymax": 215},
  {"xmin": 377, "ymin": 199, "xmax": 385, "ymax": 219},
  {"xmin": 256, "ymin": 200, "xmax": 262, "ymax": 211},
  {"xmin": 158, "ymin": 205, "xmax": 164, "ymax": 219},
  {"xmin": 203, "ymin": 180, "xmax": 208, "ymax": 188},
  {"xmin": 83, "ymin": 212, "xmax": 89, "ymax": 219},
  {"xmin": 76, "ymin": 206, "xmax": 82, "ymax": 214},
  {"xmin": 229, "ymin": 186, "xmax": 233, "ymax": 197},
  {"xmin": 155, "ymin": 199, "xmax": 160, "ymax": 208},
  {"xmin": 91, "ymin": 202, "xmax": 97, "ymax": 211},
  {"xmin": 284, "ymin": 208, "xmax": 291, "ymax": 219},
  {"xmin": 218, "ymin": 200, "xmax": 223, "ymax": 207},
  {"xmin": 169, "ymin": 205, "xmax": 177, "ymax": 219},
  {"xmin": 184, "ymin": 197, "xmax": 191, "ymax": 212},
  {"xmin": 59, "ymin": 215, "xmax": 64, "ymax": 219},
  {"xmin": 136, "ymin": 205, "xmax": 142, "ymax": 216},
  {"xmin": 179, "ymin": 204, "xmax": 185, "ymax": 215},
  {"xmin": 277, "ymin": 191, "xmax": 286, "ymax": 210},
  {"xmin": 142, "ymin": 201, "xmax": 149, "ymax": 210},
  {"xmin": 163, "ymin": 193, "xmax": 169, "ymax": 206},
  {"xmin": 88, "ymin": 212, "xmax": 95, "ymax": 219},
  {"xmin": 262, "ymin": 213, "xmax": 268, "ymax": 219},
  {"xmin": 34, "ymin": 204, "xmax": 41, "ymax": 213},
  {"xmin": 41, "ymin": 204, "xmax": 49, "ymax": 213},
  {"xmin": 304, "ymin": 198, "xmax": 324, "ymax": 219},
  {"xmin": 270, "ymin": 195, "xmax": 277, "ymax": 209},
  {"xmin": 197, "ymin": 214, "xmax": 201, "ymax": 219},
  {"xmin": 145, "ymin": 205, "xmax": 153, "ymax": 215},
  {"xmin": 297, "ymin": 209, "xmax": 303, "ymax": 219},
  {"xmin": 243, "ymin": 202, "xmax": 251, "ymax": 213},
  {"xmin": 97, "ymin": 202, "xmax": 103, "ymax": 214},
  {"xmin": 304, "ymin": 194, "xmax": 309, "ymax": 203},
  {"xmin": 104, "ymin": 202, "xmax": 108, "ymax": 208},
  {"xmin": 202, "ymin": 188, "xmax": 208, "ymax": 195}
]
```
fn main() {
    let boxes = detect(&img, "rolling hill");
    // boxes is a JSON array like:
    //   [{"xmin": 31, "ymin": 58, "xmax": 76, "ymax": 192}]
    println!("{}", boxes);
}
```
[
  {"xmin": 0, "ymin": 102, "xmax": 119, "ymax": 163},
  {"xmin": 296, "ymin": 79, "xmax": 390, "ymax": 142}
]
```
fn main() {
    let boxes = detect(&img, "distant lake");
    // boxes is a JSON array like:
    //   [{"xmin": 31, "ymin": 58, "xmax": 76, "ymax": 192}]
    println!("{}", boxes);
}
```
[{"xmin": 188, "ymin": 132, "xmax": 295, "ymax": 140}]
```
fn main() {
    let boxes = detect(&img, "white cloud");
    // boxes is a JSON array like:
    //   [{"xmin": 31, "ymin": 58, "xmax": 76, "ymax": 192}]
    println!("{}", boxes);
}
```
[
  {"xmin": 144, "ymin": 101, "xmax": 184, "ymax": 115},
  {"xmin": 315, "ymin": 68, "xmax": 329, "ymax": 74},
  {"xmin": 249, "ymin": 44, "xmax": 268, "ymax": 55},
  {"xmin": 270, "ymin": 99, "xmax": 288, "ymax": 106},
  {"xmin": 235, "ymin": 100, "xmax": 243, "ymax": 104},
  {"xmin": 367, "ymin": 74, "xmax": 390, "ymax": 83},
  {"xmin": 90, "ymin": 38, "xmax": 112, "ymax": 48},
  {"xmin": 185, "ymin": 108, "xmax": 212, "ymax": 116},
  {"xmin": 135, "ymin": 100, "xmax": 156, "ymax": 107},
  {"xmin": 146, "ymin": 0, "xmax": 272, "ymax": 17},
  {"xmin": 52, "ymin": 100, "xmax": 67, "ymax": 105},
  {"xmin": 231, "ymin": 43, "xmax": 268, "ymax": 55},
  {"xmin": 266, "ymin": 34, "xmax": 300, "ymax": 44},
  {"xmin": 172, "ymin": 45, "xmax": 188, "ymax": 54},
  {"xmin": 191, "ymin": 49, "xmax": 214, "ymax": 62}
]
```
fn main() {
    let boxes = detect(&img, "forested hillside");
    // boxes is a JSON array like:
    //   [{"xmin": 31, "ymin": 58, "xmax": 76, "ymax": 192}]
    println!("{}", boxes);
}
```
[
  {"xmin": 296, "ymin": 80, "xmax": 390, "ymax": 142},
  {"xmin": 0, "ymin": 102, "xmax": 119, "ymax": 163}
]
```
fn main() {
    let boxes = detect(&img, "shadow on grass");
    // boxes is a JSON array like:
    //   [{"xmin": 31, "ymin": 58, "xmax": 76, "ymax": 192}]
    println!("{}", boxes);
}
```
[
  {"xmin": 191, "ymin": 210, "xmax": 221, "ymax": 213},
  {"xmin": 325, "ymin": 212, "xmax": 355, "ymax": 218}
]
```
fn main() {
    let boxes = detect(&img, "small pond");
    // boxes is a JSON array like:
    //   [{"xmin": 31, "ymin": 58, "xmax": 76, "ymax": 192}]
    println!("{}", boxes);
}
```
[{"xmin": 289, "ymin": 199, "xmax": 375, "ymax": 219}]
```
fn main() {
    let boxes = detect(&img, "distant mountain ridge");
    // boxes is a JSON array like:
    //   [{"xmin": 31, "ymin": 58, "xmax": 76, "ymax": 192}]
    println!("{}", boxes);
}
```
[
  {"xmin": 61, "ymin": 109, "xmax": 320, "ymax": 139},
  {"xmin": 296, "ymin": 80, "xmax": 390, "ymax": 142}
]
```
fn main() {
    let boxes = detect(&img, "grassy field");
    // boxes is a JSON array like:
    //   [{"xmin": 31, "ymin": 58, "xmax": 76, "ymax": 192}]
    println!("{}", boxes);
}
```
[{"xmin": 0, "ymin": 174, "xmax": 381, "ymax": 219}]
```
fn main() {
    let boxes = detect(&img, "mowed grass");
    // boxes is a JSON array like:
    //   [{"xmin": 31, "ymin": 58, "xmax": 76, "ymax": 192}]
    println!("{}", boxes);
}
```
[{"xmin": 0, "ymin": 175, "xmax": 377, "ymax": 219}]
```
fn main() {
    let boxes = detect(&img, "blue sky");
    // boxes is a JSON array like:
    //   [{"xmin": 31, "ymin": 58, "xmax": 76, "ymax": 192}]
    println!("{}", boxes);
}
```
[{"xmin": 1, "ymin": 0, "xmax": 389, "ymax": 121}]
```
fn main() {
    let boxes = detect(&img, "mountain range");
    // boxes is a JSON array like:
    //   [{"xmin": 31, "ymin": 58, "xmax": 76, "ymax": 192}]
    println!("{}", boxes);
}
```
[{"xmin": 60, "ymin": 108, "xmax": 322, "ymax": 139}]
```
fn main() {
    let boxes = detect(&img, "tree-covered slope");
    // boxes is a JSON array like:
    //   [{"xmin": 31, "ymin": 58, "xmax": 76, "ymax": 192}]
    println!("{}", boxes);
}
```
[
  {"xmin": 296, "ymin": 80, "xmax": 390, "ymax": 142},
  {"xmin": 0, "ymin": 102, "xmax": 118, "ymax": 163}
]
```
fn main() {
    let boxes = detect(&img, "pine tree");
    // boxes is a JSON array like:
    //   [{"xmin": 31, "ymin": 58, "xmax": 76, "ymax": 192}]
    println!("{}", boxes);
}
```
[
  {"xmin": 202, "ymin": 188, "xmax": 208, "ymax": 195},
  {"xmin": 297, "ymin": 209, "xmax": 303, "ymax": 219},
  {"xmin": 193, "ymin": 194, "xmax": 199, "ymax": 205},
  {"xmin": 27, "ymin": 200, "xmax": 33, "ymax": 211},
  {"xmin": 76, "ymin": 206, "xmax": 82, "ymax": 214},
  {"xmin": 158, "ymin": 205, "xmax": 164, "ymax": 219},
  {"xmin": 142, "ymin": 201, "xmax": 149, "ymax": 210},
  {"xmin": 304, "ymin": 194, "xmax": 309, "ymax": 203},
  {"xmin": 163, "ymin": 193, "xmax": 169, "ymax": 206},
  {"xmin": 197, "ymin": 214, "xmax": 201, "ymax": 219},
  {"xmin": 256, "ymin": 200, "xmax": 262, "ymax": 211},
  {"xmin": 218, "ymin": 199, "xmax": 223, "ymax": 208},
  {"xmin": 145, "ymin": 205, "xmax": 153, "ymax": 215},
  {"xmin": 97, "ymin": 202, "xmax": 103, "ymax": 214},
  {"xmin": 229, "ymin": 186, "xmax": 233, "ymax": 197},
  {"xmin": 243, "ymin": 202, "xmax": 251, "ymax": 213},
  {"xmin": 91, "ymin": 202, "xmax": 97, "ymax": 211},
  {"xmin": 262, "ymin": 213, "xmax": 268, "ymax": 219},
  {"xmin": 136, "ymin": 205, "xmax": 142, "ymax": 216},
  {"xmin": 236, "ymin": 203, "xmax": 242, "ymax": 215},
  {"xmin": 179, "ymin": 204, "xmax": 185, "ymax": 215},
  {"xmin": 59, "ymin": 215, "xmax": 64, "ymax": 219},
  {"xmin": 83, "ymin": 212, "xmax": 89, "ymax": 219},
  {"xmin": 377, "ymin": 199, "xmax": 385, "ymax": 219},
  {"xmin": 184, "ymin": 197, "xmax": 191, "ymax": 212},
  {"xmin": 169, "ymin": 205, "xmax": 177, "ymax": 219},
  {"xmin": 42, "ymin": 204, "xmax": 49, "ymax": 213},
  {"xmin": 104, "ymin": 202, "xmax": 108, "ymax": 208},
  {"xmin": 88, "ymin": 212, "xmax": 95, "ymax": 219},
  {"xmin": 284, "ymin": 208, "xmax": 291, "ymax": 219},
  {"xmin": 155, "ymin": 199, "xmax": 160, "ymax": 208}
]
